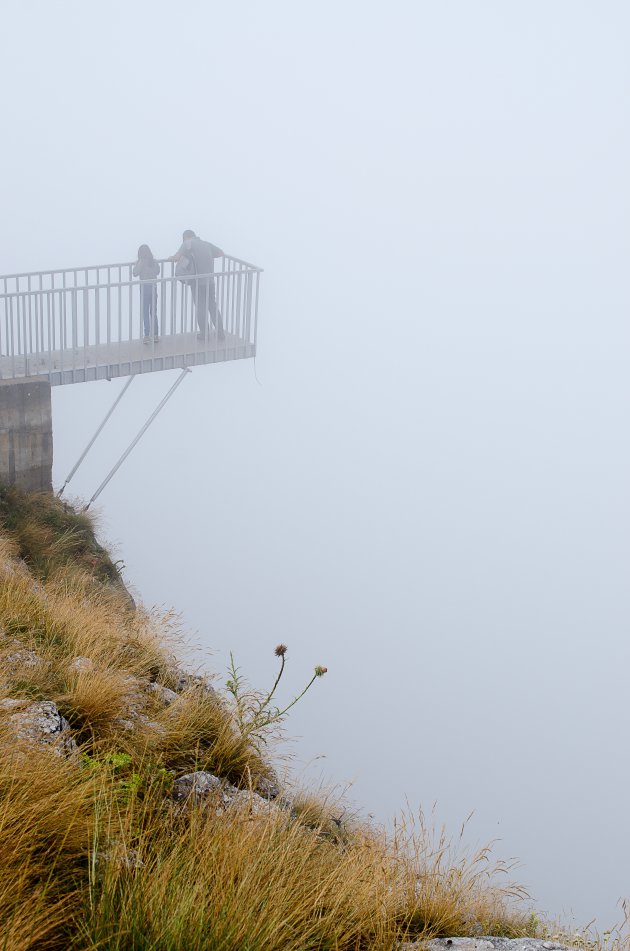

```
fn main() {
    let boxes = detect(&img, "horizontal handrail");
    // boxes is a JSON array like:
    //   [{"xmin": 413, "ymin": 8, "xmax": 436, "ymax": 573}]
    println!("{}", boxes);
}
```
[
  {"xmin": 0, "ymin": 269, "xmax": 256, "ymax": 301},
  {"xmin": 0, "ymin": 253, "xmax": 263, "ymax": 283}
]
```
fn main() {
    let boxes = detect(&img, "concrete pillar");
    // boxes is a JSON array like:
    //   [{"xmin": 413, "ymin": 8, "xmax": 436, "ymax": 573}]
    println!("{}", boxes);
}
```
[{"xmin": 0, "ymin": 380, "xmax": 53, "ymax": 492}]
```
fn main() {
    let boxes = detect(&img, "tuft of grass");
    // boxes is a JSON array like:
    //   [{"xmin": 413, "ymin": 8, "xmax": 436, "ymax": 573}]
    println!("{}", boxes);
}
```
[
  {"xmin": 58, "ymin": 666, "xmax": 135, "ymax": 742},
  {"xmin": 0, "ymin": 485, "xmax": 121, "ymax": 585},
  {"xmin": 0, "ymin": 728, "xmax": 99, "ymax": 950},
  {"xmin": 389, "ymin": 810, "xmax": 536, "ymax": 939},
  {"xmin": 149, "ymin": 686, "xmax": 271, "ymax": 786}
]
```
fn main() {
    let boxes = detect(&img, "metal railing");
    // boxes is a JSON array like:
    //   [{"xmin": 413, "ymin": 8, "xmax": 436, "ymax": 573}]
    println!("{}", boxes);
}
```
[{"xmin": 0, "ymin": 255, "xmax": 262, "ymax": 385}]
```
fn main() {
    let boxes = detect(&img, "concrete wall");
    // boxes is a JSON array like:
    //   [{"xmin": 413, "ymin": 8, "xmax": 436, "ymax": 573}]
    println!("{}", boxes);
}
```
[{"xmin": 0, "ymin": 381, "xmax": 53, "ymax": 492}]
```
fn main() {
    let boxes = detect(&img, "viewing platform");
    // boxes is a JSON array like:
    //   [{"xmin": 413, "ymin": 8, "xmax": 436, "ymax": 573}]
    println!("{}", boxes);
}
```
[{"xmin": 0, "ymin": 255, "xmax": 262, "ymax": 386}]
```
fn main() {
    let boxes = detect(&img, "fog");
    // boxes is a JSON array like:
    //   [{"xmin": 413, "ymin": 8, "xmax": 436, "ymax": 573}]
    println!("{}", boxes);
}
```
[{"xmin": 2, "ymin": 0, "xmax": 629, "ymax": 928}]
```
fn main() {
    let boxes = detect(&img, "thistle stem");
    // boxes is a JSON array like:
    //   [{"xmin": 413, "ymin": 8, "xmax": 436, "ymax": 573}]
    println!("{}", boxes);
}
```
[{"xmin": 258, "ymin": 653, "xmax": 286, "ymax": 715}]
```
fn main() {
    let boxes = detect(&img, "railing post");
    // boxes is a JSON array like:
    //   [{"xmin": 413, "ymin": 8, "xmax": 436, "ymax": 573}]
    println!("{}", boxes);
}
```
[{"xmin": 71, "ymin": 285, "xmax": 78, "ymax": 353}]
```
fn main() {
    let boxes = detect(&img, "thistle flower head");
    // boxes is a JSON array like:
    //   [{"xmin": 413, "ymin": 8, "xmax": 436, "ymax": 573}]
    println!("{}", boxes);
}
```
[
  {"xmin": 274, "ymin": 644, "xmax": 288, "ymax": 657},
  {"xmin": 314, "ymin": 665, "xmax": 328, "ymax": 677}
]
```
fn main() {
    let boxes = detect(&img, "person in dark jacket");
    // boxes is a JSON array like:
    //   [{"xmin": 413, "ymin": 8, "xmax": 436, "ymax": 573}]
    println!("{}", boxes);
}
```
[
  {"xmin": 133, "ymin": 244, "xmax": 160, "ymax": 342},
  {"xmin": 170, "ymin": 230, "xmax": 225, "ymax": 341}
]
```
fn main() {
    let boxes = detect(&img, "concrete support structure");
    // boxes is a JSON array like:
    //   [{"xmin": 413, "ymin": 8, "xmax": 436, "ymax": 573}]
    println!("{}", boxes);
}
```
[{"xmin": 0, "ymin": 380, "xmax": 53, "ymax": 492}]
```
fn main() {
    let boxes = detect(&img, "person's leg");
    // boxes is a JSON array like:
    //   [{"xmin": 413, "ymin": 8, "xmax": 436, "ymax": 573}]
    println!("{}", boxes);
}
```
[
  {"xmin": 141, "ymin": 285, "xmax": 151, "ymax": 338},
  {"xmin": 193, "ymin": 280, "xmax": 209, "ymax": 337},
  {"xmin": 151, "ymin": 285, "xmax": 159, "ymax": 336},
  {"xmin": 206, "ymin": 278, "xmax": 225, "ymax": 338}
]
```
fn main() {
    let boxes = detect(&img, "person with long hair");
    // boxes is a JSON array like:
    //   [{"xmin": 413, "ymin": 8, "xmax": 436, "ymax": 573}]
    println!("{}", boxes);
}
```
[{"xmin": 133, "ymin": 244, "xmax": 160, "ymax": 343}]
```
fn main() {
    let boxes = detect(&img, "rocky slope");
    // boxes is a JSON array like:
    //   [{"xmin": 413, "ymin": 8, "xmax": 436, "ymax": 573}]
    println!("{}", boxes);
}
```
[{"xmin": 0, "ymin": 486, "xmax": 571, "ymax": 951}]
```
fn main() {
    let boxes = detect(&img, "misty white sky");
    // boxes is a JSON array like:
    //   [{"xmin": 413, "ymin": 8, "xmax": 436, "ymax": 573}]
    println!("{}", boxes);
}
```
[{"xmin": 1, "ymin": 0, "xmax": 629, "ymax": 929}]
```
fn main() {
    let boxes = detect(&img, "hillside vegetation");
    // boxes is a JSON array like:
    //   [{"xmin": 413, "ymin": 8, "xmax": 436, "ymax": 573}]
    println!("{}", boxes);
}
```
[{"xmin": 0, "ymin": 486, "xmax": 541, "ymax": 950}]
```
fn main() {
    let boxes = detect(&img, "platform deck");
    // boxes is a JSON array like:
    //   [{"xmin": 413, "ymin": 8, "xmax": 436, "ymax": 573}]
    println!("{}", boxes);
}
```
[{"xmin": 0, "ymin": 330, "xmax": 255, "ymax": 386}]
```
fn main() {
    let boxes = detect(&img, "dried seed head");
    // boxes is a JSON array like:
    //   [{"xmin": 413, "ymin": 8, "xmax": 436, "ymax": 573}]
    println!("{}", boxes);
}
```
[{"xmin": 274, "ymin": 644, "xmax": 288, "ymax": 657}]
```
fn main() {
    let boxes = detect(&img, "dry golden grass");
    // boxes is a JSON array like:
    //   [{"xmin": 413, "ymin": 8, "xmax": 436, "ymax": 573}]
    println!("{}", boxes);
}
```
[
  {"xmin": 0, "ymin": 488, "xmax": 543, "ymax": 949},
  {"xmin": 79, "ymin": 793, "xmax": 400, "ymax": 950},
  {"xmin": 0, "ymin": 730, "xmax": 98, "ymax": 950},
  {"xmin": 542, "ymin": 922, "xmax": 630, "ymax": 951},
  {"xmin": 0, "ymin": 485, "xmax": 121, "ymax": 585},
  {"xmin": 0, "ymin": 731, "xmax": 537, "ymax": 950},
  {"xmin": 66, "ymin": 776, "xmax": 536, "ymax": 951},
  {"xmin": 148, "ymin": 686, "xmax": 271, "ymax": 784},
  {"xmin": 60, "ymin": 666, "xmax": 135, "ymax": 739},
  {"xmin": 388, "ymin": 811, "xmax": 535, "ymax": 938}
]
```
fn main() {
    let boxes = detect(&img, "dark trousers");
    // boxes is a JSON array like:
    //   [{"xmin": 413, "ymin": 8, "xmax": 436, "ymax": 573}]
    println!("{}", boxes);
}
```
[{"xmin": 191, "ymin": 278, "xmax": 224, "ymax": 336}]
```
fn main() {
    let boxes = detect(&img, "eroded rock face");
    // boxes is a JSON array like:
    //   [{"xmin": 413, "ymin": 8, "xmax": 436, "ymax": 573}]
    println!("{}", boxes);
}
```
[
  {"xmin": 171, "ymin": 770, "xmax": 282, "ymax": 818},
  {"xmin": 0, "ymin": 699, "xmax": 77, "ymax": 757},
  {"xmin": 401, "ymin": 938, "xmax": 572, "ymax": 951}
]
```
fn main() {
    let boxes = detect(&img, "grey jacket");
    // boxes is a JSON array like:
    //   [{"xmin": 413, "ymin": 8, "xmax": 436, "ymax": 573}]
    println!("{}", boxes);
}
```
[
  {"xmin": 176, "ymin": 237, "xmax": 223, "ymax": 275},
  {"xmin": 133, "ymin": 259, "xmax": 160, "ymax": 280}
]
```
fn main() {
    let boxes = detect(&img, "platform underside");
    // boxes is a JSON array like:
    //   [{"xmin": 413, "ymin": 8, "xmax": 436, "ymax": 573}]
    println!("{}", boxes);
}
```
[{"xmin": 0, "ymin": 331, "xmax": 255, "ymax": 386}]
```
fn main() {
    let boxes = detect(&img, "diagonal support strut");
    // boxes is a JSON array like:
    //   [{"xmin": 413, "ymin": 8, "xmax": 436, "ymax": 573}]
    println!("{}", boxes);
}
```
[
  {"xmin": 84, "ymin": 367, "xmax": 191, "ymax": 511},
  {"xmin": 58, "ymin": 375, "xmax": 136, "ymax": 497}
]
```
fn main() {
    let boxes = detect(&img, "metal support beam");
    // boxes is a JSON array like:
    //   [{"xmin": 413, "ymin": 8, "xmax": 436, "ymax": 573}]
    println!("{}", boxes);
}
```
[
  {"xmin": 58, "ymin": 374, "xmax": 135, "ymax": 496},
  {"xmin": 84, "ymin": 368, "xmax": 191, "ymax": 510}
]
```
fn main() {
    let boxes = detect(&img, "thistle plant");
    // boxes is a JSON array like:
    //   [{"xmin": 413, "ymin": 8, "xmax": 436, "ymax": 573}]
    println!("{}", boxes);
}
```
[{"xmin": 226, "ymin": 644, "xmax": 328, "ymax": 745}]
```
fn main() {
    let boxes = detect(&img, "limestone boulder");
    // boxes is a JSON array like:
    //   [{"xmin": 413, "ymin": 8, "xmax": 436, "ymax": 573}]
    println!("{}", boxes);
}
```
[
  {"xmin": 401, "ymin": 938, "xmax": 573, "ymax": 951},
  {"xmin": 0, "ymin": 698, "xmax": 77, "ymax": 757}
]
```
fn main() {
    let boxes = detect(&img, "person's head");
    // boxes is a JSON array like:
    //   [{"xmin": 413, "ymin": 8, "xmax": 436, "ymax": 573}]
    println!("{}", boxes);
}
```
[
  {"xmin": 182, "ymin": 230, "xmax": 196, "ymax": 241},
  {"xmin": 137, "ymin": 244, "xmax": 154, "ymax": 262}
]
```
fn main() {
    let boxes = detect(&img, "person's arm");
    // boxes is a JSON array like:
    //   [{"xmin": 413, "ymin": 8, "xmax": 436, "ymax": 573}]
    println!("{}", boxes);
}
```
[
  {"xmin": 132, "ymin": 261, "xmax": 140, "ymax": 277},
  {"xmin": 209, "ymin": 243, "xmax": 224, "ymax": 258},
  {"xmin": 168, "ymin": 243, "xmax": 185, "ymax": 263}
]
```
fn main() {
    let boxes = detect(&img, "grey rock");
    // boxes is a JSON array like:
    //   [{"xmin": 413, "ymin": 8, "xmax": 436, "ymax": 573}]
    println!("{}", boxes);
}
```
[
  {"xmin": 0, "ymin": 698, "xmax": 27, "ymax": 711},
  {"xmin": 255, "ymin": 775, "xmax": 281, "ymax": 800},
  {"xmin": 477, "ymin": 942, "xmax": 569, "ymax": 951},
  {"xmin": 112, "ymin": 712, "xmax": 164, "ymax": 735},
  {"xmin": 68, "ymin": 656, "xmax": 94, "ymax": 673},
  {"xmin": 95, "ymin": 846, "xmax": 144, "ymax": 869},
  {"xmin": 4, "ymin": 647, "xmax": 42, "ymax": 673},
  {"xmin": 427, "ymin": 942, "xmax": 495, "ymax": 951},
  {"xmin": 112, "ymin": 718, "xmax": 136, "ymax": 733},
  {"xmin": 171, "ymin": 771, "xmax": 281, "ymax": 818},
  {"xmin": 0, "ymin": 644, "xmax": 46, "ymax": 692},
  {"xmin": 172, "ymin": 771, "xmax": 223, "ymax": 804},
  {"xmin": 0, "ymin": 556, "xmax": 22, "ymax": 577},
  {"xmin": 0, "ymin": 699, "xmax": 77, "ymax": 756},
  {"xmin": 173, "ymin": 670, "xmax": 217, "ymax": 696},
  {"xmin": 222, "ymin": 787, "xmax": 278, "ymax": 817},
  {"xmin": 117, "ymin": 676, "xmax": 150, "ymax": 723},
  {"xmin": 147, "ymin": 682, "xmax": 178, "ymax": 706},
  {"xmin": 401, "ymin": 940, "xmax": 572, "ymax": 951}
]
